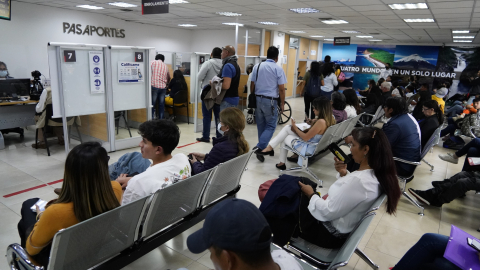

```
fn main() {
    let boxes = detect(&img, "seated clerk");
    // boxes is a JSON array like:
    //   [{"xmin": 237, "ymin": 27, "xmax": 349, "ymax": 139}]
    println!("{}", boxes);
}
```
[
  {"xmin": 419, "ymin": 100, "xmax": 443, "ymax": 150},
  {"xmin": 189, "ymin": 107, "xmax": 249, "ymax": 175},
  {"xmin": 18, "ymin": 142, "xmax": 122, "ymax": 267},
  {"xmin": 165, "ymin": 70, "xmax": 188, "ymax": 116},
  {"xmin": 0, "ymin": 61, "xmax": 13, "ymax": 79},
  {"xmin": 117, "ymin": 119, "xmax": 191, "ymax": 205},
  {"xmin": 291, "ymin": 127, "xmax": 400, "ymax": 249},
  {"xmin": 187, "ymin": 199, "xmax": 303, "ymax": 270}
]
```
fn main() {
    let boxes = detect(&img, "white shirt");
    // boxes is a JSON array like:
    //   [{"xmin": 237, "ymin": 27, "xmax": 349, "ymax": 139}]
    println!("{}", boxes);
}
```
[
  {"xmin": 379, "ymin": 68, "xmax": 392, "ymax": 80},
  {"xmin": 344, "ymin": 105, "xmax": 357, "ymax": 119},
  {"xmin": 122, "ymin": 154, "xmax": 191, "ymax": 205},
  {"xmin": 308, "ymin": 169, "xmax": 380, "ymax": 234},
  {"xmin": 35, "ymin": 88, "xmax": 48, "ymax": 113},
  {"xmin": 321, "ymin": 73, "xmax": 338, "ymax": 92},
  {"xmin": 272, "ymin": 250, "xmax": 303, "ymax": 270},
  {"xmin": 392, "ymin": 88, "xmax": 400, "ymax": 97}
]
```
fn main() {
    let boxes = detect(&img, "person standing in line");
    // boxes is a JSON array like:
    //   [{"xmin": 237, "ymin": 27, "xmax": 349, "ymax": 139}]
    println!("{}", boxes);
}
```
[
  {"xmin": 303, "ymin": 61, "xmax": 324, "ymax": 120},
  {"xmin": 151, "ymin": 54, "xmax": 171, "ymax": 119},
  {"xmin": 218, "ymin": 46, "xmax": 241, "ymax": 111},
  {"xmin": 251, "ymin": 46, "xmax": 287, "ymax": 162},
  {"xmin": 196, "ymin": 48, "xmax": 223, "ymax": 143},
  {"xmin": 320, "ymin": 64, "xmax": 338, "ymax": 100},
  {"xmin": 379, "ymin": 63, "xmax": 393, "ymax": 80}
]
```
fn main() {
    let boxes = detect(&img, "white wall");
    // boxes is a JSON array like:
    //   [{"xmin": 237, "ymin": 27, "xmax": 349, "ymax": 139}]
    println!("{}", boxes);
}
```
[
  {"xmin": 272, "ymin": 31, "xmax": 285, "ymax": 67},
  {"xmin": 0, "ymin": 2, "xmax": 235, "ymax": 79}
]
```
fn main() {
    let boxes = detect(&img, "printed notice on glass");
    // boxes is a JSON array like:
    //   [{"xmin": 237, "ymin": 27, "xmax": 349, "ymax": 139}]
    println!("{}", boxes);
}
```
[
  {"xmin": 118, "ymin": 62, "xmax": 144, "ymax": 83},
  {"xmin": 89, "ymin": 51, "xmax": 105, "ymax": 94}
]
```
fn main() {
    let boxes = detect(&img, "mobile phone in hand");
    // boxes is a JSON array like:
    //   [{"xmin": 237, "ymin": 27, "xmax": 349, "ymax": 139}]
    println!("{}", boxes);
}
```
[
  {"xmin": 468, "ymin": 238, "xmax": 480, "ymax": 252},
  {"xmin": 188, "ymin": 154, "xmax": 194, "ymax": 160},
  {"xmin": 328, "ymin": 143, "xmax": 352, "ymax": 164}
]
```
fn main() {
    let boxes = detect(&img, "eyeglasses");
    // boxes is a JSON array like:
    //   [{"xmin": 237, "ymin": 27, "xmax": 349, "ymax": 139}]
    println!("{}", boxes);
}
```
[{"xmin": 422, "ymin": 107, "xmax": 433, "ymax": 111}]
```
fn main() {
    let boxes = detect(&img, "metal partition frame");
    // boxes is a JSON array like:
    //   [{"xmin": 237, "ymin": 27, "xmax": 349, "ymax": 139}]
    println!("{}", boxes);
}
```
[{"xmin": 192, "ymin": 52, "xmax": 212, "ymax": 133}]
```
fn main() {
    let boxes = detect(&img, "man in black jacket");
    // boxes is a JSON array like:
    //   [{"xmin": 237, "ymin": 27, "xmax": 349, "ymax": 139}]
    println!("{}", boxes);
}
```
[{"xmin": 218, "ymin": 45, "xmax": 241, "ymax": 111}]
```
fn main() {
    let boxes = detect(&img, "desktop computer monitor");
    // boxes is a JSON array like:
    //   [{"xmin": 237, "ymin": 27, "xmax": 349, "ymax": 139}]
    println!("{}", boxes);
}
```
[{"xmin": 0, "ymin": 79, "xmax": 31, "ymax": 99}]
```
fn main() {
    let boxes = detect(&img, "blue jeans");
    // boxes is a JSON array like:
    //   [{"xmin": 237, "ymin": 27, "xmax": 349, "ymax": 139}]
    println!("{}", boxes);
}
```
[
  {"xmin": 201, "ymin": 102, "xmax": 221, "ymax": 139},
  {"xmin": 151, "ymin": 86, "xmax": 166, "ymax": 119},
  {"xmin": 255, "ymin": 96, "xmax": 279, "ymax": 149},
  {"xmin": 456, "ymin": 138, "xmax": 480, "ymax": 171},
  {"xmin": 393, "ymin": 233, "xmax": 460, "ymax": 270},
  {"xmin": 220, "ymin": 100, "xmax": 237, "ymax": 111},
  {"xmin": 440, "ymin": 117, "xmax": 458, "ymax": 137},
  {"xmin": 445, "ymin": 105, "xmax": 463, "ymax": 117}
]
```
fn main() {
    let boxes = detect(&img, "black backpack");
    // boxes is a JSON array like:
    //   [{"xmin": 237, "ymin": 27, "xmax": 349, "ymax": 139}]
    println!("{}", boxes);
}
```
[{"xmin": 305, "ymin": 76, "xmax": 322, "ymax": 97}]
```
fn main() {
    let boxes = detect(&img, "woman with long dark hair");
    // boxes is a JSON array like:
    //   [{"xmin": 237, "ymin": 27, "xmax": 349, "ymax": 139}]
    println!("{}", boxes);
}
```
[
  {"xmin": 412, "ymin": 90, "xmax": 432, "ymax": 120},
  {"xmin": 165, "ymin": 70, "xmax": 188, "ymax": 115},
  {"xmin": 297, "ymin": 127, "xmax": 401, "ymax": 249},
  {"xmin": 320, "ymin": 64, "xmax": 337, "ymax": 100},
  {"xmin": 303, "ymin": 61, "xmax": 325, "ymax": 119},
  {"xmin": 419, "ymin": 100, "xmax": 443, "ymax": 149},
  {"xmin": 18, "ymin": 142, "xmax": 122, "ymax": 266},
  {"xmin": 343, "ymin": 89, "xmax": 361, "ymax": 117}
]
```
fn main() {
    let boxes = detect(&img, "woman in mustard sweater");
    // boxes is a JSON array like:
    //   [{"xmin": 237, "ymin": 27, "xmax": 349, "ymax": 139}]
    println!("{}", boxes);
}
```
[{"xmin": 17, "ymin": 142, "xmax": 122, "ymax": 266}]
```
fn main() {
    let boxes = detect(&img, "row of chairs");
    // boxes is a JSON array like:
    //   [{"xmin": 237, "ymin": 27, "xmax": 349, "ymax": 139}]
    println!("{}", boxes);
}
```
[{"xmin": 6, "ymin": 151, "xmax": 253, "ymax": 270}]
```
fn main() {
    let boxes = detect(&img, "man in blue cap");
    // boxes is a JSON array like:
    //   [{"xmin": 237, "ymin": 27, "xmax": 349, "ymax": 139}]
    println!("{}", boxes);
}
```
[{"xmin": 187, "ymin": 198, "xmax": 302, "ymax": 270}]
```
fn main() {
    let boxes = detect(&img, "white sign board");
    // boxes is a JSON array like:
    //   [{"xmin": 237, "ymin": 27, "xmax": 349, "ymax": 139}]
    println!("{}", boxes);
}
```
[
  {"xmin": 311, "ymin": 50, "xmax": 316, "ymax": 56},
  {"xmin": 118, "ymin": 62, "xmax": 144, "ymax": 83},
  {"xmin": 88, "ymin": 51, "xmax": 105, "ymax": 94}
]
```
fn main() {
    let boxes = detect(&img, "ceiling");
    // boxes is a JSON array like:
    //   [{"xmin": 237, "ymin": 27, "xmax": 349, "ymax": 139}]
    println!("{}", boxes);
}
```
[{"xmin": 16, "ymin": 0, "xmax": 480, "ymax": 45}]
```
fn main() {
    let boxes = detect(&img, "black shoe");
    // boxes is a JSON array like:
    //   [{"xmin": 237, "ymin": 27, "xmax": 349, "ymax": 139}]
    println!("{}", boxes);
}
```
[
  {"xmin": 256, "ymin": 154, "xmax": 265, "ymax": 162},
  {"xmin": 276, "ymin": 163, "xmax": 286, "ymax": 170},
  {"xmin": 431, "ymin": 181, "xmax": 443, "ymax": 188},
  {"xmin": 255, "ymin": 149, "xmax": 274, "ymax": 156},
  {"xmin": 252, "ymin": 146, "xmax": 259, "ymax": 151},
  {"xmin": 196, "ymin": 137, "xmax": 210, "ymax": 143},
  {"xmin": 287, "ymin": 154, "xmax": 298, "ymax": 162},
  {"xmin": 408, "ymin": 188, "xmax": 442, "ymax": 207}
]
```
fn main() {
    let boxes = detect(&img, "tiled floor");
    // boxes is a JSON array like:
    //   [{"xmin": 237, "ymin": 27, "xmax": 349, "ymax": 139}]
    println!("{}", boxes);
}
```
[{"xmin": 1, "ymin": 97, "xmax": 479, "ymax": 270}]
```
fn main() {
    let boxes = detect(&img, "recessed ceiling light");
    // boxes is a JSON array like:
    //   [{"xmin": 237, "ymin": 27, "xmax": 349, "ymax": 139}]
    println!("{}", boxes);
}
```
[
  {"xmin": 169, "ymin": 0, "xmax": 189, "ymax": 3},
  {"xmin": 357, "ymin": 35, "xmax": 373, "ymax": 38},
  {"xmin": 389, "ymin": 3, "xmax": 428, "ymax": 10},
  {"xmin": 322, "ymin": 19, "xmax": 348, "ymax": 24},
  {"xmin": 289, "ymin": 8, "xmax": 320, "ymax": 13},
  {"xmin": 216, "ymin": 12, "xmax": 242, "ymax": 16},
  {"xmin": 108, "ymin": 2, "xmax": 137, "ymax": 8},
  {"xmin": 222, "ymin": 23, "xmax": 244, "ymax": 26},
  {"xmin": 404, "ymin": 18, "xmax": 435, "ymax": 22},
  {"xmin": 178, "ymin": 24, "xmax": 197, "ymax": 27},
  {"xmin": 290, "ymin": 31, "xmax": 306, "ymax": 33},
  {"xmin": 342, "ymin": 31, "xmax": 360, "ymax": 34},
  {"xmin": 454, "ymin": 40, "xmax": 473, "ymax": 42},
  {"xmin": 258, "ymin": 22, "xmax": 279, "ymax": 25},
  {"xmin": 453, "ymin": 36, "xmax": 475, "ymax": 39},
  {"xmin": 310, "ymin": 35, "xmax": 324, "ymax": 37},
  {"xmin": 369, "ymin": 39, "xmax": 383, "ymax": 42},
  {"xmin": 324, "ymin": 39, "xmax": 334, "ymax": 41},
  {"xmin": 77, "ymin": 5, "xmax": 104, "ymax": 10},
  {"xmin": 453, "ymin": 30, "xmax": 470, "ymax": 33}
]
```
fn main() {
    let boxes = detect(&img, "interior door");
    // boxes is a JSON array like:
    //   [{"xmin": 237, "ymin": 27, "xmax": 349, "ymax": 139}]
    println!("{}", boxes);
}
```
[{"xmin": 286, "ymin": 48, "xmax": 297, "ymax": 98}]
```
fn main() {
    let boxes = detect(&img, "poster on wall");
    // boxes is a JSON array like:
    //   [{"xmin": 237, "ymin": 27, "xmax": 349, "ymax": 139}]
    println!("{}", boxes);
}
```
[
  {"xmin": 322, "ymin": 44, "xmax": 357, "ymax": 88},
  {"xmin": 0, "ymin": 0, "xmax": 11, "ymax": 21},
  {"xmin": 353, "ymin": 44, "xmax": 395, "ymax": 90},
  {"xmin": 118, "ymin": 62, "xmax": 144, "ymax": 83},
  {"xmin": 88, "ymin": 51, "xmax": 105, "ymax": 94}
]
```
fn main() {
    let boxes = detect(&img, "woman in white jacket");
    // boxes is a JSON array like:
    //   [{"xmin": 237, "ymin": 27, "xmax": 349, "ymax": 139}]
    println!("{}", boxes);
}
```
[{"xmin": 320, "ymin": 64, "xmax": 338, "ymax": 100}]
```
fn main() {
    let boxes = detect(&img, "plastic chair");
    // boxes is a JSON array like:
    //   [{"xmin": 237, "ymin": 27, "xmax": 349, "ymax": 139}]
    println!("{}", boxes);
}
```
[
  {"xmin": 166, "ymin": 90, "xmax": 189, "ymax": 124},
  {"xmin": 358, "ymin": 106, "xmax": 384, "ymax": 127}
]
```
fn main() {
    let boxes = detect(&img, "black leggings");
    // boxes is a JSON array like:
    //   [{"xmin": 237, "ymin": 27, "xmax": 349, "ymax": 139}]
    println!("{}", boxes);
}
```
[{"xmin": 304, "ymin": 94, "xmax": 316, "ymax": 119}]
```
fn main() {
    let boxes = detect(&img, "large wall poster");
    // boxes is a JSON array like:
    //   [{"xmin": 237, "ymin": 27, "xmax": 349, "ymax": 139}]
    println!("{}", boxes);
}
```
[
  {"xmin": 394, "ymin": 45, "xmax": 439, "ymax": 88},
  {"xmin": 322, "ymin": 43, "xmax": 357, "ymax": 88},
  {"xmin": 353, "ymin": 44, "xmax": 395, "ymax": 90}
]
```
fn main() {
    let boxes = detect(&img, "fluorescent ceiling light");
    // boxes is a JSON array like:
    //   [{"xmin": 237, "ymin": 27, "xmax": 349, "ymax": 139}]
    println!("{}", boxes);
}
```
[
  {"xmin": 310, "ymin": 35, "xmax": 324, "ymax": 37},
  {"xmin": 108, "ymin": 2, "xmax": 137, "ymax": 8},
  {"xmin": 369, "ymin": 39, "xmax": 383, "ymax": 41},
  {"xmin": 453, "ymin": 30, "xmax": 470, "ymax": 33},
  {"xmin": 178, "ymin": 24, "xmax": 196, "ymax": 27},
  {"xmin": 454, "ymin": 40, "xmax": 473, "ymax": 42},
  {"xmin": 290, "ymin": 31, "xmax": 306, "ymax": 33},
  {"xmin": 357, "ymin": 35, "xmax": 373, "ymax": 38},
  {"xmin": 216, "ymin": 12, "xmax": 242, "ymax": 16},
  {"xmin": 258, "ymin": 22, "xmax": 279, "ymax": 25},
  {"xmin": 324, "ymin": 39, "xmax": 334, "ymax": 41},
  {"xmin": 322, "ymin": 20, "xmax": 348, "ymax": 24},
  {"xmin": 289, "ymin": 8, "xmax": 320, "ymax": 13},
  {"xmin": 169, "ymin": 0, "xmax": 189, "ymax": 3},
  {"xmin": 404, "ymin": 18, "xmax": 435, "ymax": 22},
  {"xmin": 222, "ymin": 23, "xmax": 244, "ymax": 26},
  {"xmin": 389, "ymin": 3, "xmax": 428, "ymax": 10},
  {"xmin": 453, "ymin": 36, "xmax": 475, "ymax": 39},
  {"xmin": 77, "ymin": 5, "xmax": 104, "ymax": 10},
  {"xmin": 342, "ymin": 31, "xmax": 360, "ymax": 33}
]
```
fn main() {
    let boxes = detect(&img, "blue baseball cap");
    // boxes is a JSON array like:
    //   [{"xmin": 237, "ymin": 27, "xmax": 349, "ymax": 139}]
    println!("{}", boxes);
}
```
[{"xmin": 187, "ymin": 198, "xmax": 272, "ymax": 254}]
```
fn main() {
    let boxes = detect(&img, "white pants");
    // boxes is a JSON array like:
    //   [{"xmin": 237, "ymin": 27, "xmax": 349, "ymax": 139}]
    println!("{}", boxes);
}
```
[{"xmin": 269, "ymin": 125, "xmax": 300, "ymax": 163}]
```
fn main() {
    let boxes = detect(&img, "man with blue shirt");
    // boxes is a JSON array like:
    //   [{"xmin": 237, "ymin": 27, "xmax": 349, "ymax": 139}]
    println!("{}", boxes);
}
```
[
  {"xmin": 251, "ymin": 46, "xmax": 287, "ymax": 162},
  {"xmin": 218, "ymin": 45, "xmax": 241, "ymax": 111}
]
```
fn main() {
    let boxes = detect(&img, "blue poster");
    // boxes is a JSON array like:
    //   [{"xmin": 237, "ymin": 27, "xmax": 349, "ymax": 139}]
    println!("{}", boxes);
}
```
[{"xmin": 353, "ymin": 44, "xmax": 395, "ymax": 90}]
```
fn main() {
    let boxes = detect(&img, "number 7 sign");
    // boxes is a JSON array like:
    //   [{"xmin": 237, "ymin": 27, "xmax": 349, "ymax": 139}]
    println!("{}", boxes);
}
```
[{"xmin": 64, "ymin": 50, "xmax": 76, "ymax": 62}]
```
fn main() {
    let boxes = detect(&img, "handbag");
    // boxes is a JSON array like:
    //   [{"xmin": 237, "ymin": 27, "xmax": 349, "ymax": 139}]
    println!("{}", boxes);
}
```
[
  {"xmin": 200, "ymin": 84, "xmax": 211, "ymax": 101},
  {"xmin": 248, "ymin": 63, "xmax": 261, "ymax": 109}
]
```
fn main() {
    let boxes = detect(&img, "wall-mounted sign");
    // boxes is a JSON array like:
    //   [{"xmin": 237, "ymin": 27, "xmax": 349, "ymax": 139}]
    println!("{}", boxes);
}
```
[
  {"xmin": 118, "ymin": 62, "xmax": 144, "ymax": 83},
  {"xmin": 199, "ymin": 56, "xmax": 205, "ymax": 64},
  {"xmin": 0, "ymin": 0, "xmax": 11, "ymax": 21},
  {"xmin": 334, "ymin": 37, "xmax": 351, "ymax": 46},
  {"xmin": 63, "ymin": 22, "xmax": 125, "ymax": 38},
  {"xmin": 89, "ymin": 51, "xmax": 105, "ymax": 94},
  {"xmin": 311, "ymin": 50, "xmax": 316, "ymax": 56},
  {"xmin": 142, "ymin": 0, "xmax": 169, "ymax": 15},
  {"xmin": 64, "ymin": 50, "xmax": 76, "ymax": 62},
  {"xmin": 135, "ymin": 52, "xmax": 144, "ymax": 62}
]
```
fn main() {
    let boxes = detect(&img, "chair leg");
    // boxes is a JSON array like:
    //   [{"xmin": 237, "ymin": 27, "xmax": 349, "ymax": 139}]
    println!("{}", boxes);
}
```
[
  {"xmin": 422, "ymin": 158, "xmax": 434, "ymax": 172},
  {"xmin": 280, "ymin": 157, "xmax": 323, "ymax": 188},
  {"xmin": 305, "ymin": 167, "xmax": 323, "ymax": 187},
  {"xmin": 402, "ymin": 191, "xmax": 425, "ymax": 216},
  {"xmin": 187, "ymin": 104, "xmax": 190, "ymax": 124},
  {"xmin": 355, "ymin": 248, "xmax": 379, "ymax": 270},
  {"xmin": 43, "ymin": 127, "xmax": 50, "ymax": 156},
  {"xmin": 122, "ymin": 114, "xmax": 132, "ymax": 137},
  {"xmin": 35, "ymin": 128, "xmax": 38, "ymax": 145}
]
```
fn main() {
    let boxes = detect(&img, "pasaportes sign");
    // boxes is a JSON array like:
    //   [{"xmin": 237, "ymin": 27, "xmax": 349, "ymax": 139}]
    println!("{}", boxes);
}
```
[
  {"xmin": 63, "ymin": 22, "xmax": 125, "ymax": 38},
  {"xmin": 142, "ymin": 0, "xmax": 169, "ymax": 15}
]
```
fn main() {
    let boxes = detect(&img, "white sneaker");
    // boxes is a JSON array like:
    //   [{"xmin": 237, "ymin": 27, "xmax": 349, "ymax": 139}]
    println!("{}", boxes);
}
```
[{"xmin": 438, "ymin": 153, "xmax": 458, "ymax": 164}]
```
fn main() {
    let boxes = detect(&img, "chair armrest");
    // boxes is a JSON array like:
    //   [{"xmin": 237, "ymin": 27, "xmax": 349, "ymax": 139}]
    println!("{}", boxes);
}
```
[
  {"xmin": 291, "ymin": 138, "xmax": 319, "ymax": 147},
  {"xmin": 362, "ymin": 113, "xmax": 375, "ymax": 117},
  {"xmin": 6, "ymin": 243, "xmax": 44, "ymax": 270},
  {"xmin": 393, "ymin": 157, "xmax": 421, "ymax": 166}
]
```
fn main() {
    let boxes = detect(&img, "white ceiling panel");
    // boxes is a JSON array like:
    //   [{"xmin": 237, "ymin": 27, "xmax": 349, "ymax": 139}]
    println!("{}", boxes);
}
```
[{"xmin": 428, "ymin": 1, "xmax": 474, "ymax": 9}]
